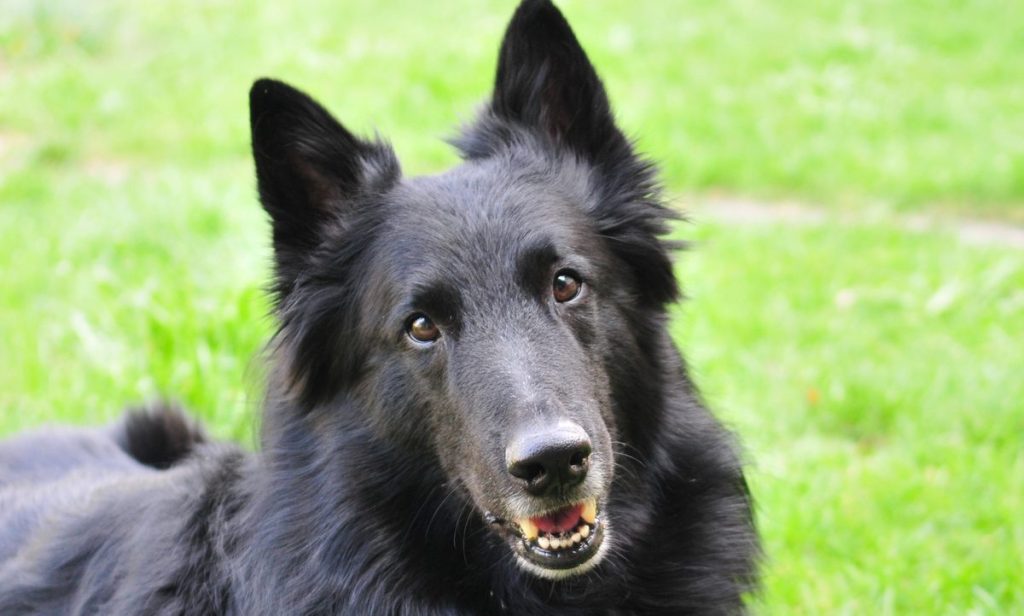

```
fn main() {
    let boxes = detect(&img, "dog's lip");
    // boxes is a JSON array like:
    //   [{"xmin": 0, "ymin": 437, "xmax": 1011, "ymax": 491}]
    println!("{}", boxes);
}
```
[{"xmin": 486, "ymin": 497, "xmax": 605, "ymax": 572}]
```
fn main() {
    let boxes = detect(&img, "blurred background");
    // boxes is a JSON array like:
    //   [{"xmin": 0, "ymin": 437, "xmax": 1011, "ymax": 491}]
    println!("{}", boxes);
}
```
[{"xmin": 1, "ymin": 0, "xmax": 1021, "ymax": 611}]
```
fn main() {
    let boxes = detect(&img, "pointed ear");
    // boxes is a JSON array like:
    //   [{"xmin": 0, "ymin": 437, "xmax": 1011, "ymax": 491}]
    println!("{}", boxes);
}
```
[
  {"xmin": 489, "ymin": 0, "xmax": 625, "ymax": 159},
  {"xmin": 249, "ymin": 79, "xmax": 399, "ymax": 296}
]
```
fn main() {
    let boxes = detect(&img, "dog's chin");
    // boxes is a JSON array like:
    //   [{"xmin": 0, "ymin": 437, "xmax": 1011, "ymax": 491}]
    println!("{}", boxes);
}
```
[{"xmin": 486, "ymin": 498, "xmax": 609, "ymax": 580}]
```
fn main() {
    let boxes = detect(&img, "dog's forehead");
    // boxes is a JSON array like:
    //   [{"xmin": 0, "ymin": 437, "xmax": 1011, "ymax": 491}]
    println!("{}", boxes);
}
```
[{"xmin": 382, "ymin": 156, "xmax": 595, "ymax": 265}]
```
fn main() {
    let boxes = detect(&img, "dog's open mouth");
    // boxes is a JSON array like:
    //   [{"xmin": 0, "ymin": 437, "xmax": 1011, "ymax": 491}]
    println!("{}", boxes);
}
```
[{"xmin": 489, "ymin": 498, "xmax": 606, "ymax": 575}]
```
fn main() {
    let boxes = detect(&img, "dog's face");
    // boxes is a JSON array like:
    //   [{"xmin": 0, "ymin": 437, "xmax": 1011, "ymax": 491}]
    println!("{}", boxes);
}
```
[
  {"xmin": 369, "ymin": 158, "xmax": 622, "ymax": 578},
  {"xmin": 250, "ymin": 0, "xmax": 678, "ymax": 579}
]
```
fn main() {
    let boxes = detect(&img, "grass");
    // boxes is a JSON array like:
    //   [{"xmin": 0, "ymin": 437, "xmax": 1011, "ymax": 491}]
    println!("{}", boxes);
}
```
[
  {"xmin": 1, "ymin": 0, "xmax": 1022, "ymax": 612},
  {"xmin": 674, "ymin": 217, "xmax": 1023, "ymax": 612},
  {"xmin": 2, "ymin": 0, "xmax": 1023, "ymax": 216}
]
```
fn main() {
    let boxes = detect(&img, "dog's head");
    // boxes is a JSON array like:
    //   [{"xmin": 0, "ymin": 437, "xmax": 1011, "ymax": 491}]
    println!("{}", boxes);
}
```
[{"xmin": 249, "ymin": 0, "xmax": 678, "ymax": 579}]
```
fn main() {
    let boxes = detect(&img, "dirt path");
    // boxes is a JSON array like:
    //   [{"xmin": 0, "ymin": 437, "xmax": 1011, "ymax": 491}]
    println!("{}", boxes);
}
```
[{"xmin": 685, "ymin": 197, "xmax": 1024, "ymax": 250}]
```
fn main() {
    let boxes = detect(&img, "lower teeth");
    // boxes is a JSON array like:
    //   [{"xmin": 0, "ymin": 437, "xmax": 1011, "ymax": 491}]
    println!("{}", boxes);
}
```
[{"xmin": 533, "ymin": 522, "xmax": 593, "ymax": 551}]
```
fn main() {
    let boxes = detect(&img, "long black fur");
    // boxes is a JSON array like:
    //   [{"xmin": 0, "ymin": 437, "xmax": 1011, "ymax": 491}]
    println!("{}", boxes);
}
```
[{"xmin": 0, "ymin": 1, "xmax": 759, "ymax": 613}]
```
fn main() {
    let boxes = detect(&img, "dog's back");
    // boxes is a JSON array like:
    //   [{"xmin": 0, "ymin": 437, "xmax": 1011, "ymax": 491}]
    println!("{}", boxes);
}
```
[
  {"xmin": 0, "ymin": 425, "xmax": 148, "ymax": 560},
  {"xmin": 0, "ymin": 406, "xmax": 234, "ymax": 614}
]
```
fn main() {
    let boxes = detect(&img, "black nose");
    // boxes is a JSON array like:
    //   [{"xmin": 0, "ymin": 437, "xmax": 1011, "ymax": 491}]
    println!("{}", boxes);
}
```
[{"xmin": 506, "ymin": 422, "xmax": 592, "ymax": 497}]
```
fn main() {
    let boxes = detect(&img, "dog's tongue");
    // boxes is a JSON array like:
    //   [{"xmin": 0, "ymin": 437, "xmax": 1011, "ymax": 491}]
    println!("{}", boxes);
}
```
[{"xmin": 530, "ymin": 503, "xmax": 584, "ymax": 534}]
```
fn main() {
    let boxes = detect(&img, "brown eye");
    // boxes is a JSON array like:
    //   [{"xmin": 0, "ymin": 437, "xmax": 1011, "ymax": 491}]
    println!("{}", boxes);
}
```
[
  {"xmin": 407, "ymin": 314, "xmax": 440, "ymax": 343},
  {"xmin": 552, "ymin": 270, "xmax": 582, "ymax": 303}
]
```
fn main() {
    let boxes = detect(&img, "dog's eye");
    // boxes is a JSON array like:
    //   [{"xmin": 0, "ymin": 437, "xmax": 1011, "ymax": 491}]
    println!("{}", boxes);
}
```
[
  {"xmin": 407, "ymin": 314, "xmax": 440, "ymax": 344},
  {"xmin": 552, "ymin": 270, "xmax": 583, "ymax": 303}
]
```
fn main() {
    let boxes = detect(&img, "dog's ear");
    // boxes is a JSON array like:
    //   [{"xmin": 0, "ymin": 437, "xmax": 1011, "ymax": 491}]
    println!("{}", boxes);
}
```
[
  {"xmin": 486, "ymin": 0, "xmax": 625, "ymax": 160},
  {"xmin": 469, "ymin": 2, "xmax": 679, "ymax": 309},
  {"xmin": 250, "ymin": 79, "xmax": 399, "ymax": 298}
]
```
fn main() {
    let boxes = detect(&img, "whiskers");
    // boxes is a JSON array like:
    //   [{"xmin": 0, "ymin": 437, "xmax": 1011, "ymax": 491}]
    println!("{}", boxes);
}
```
[
  {"xmin": 452, "ymin": 499, "xmax": 482, "ymax": 565},
  {"xmin": 611, "ymin": 439, "xmax": 648, "ymax": 483},
  {"xmin": 424, "ymin": 483, "xmax": 460, "ymax": 538},
  {"xmin": 400, "ymin": 482, "xmax": 443, "ymax": 546}
]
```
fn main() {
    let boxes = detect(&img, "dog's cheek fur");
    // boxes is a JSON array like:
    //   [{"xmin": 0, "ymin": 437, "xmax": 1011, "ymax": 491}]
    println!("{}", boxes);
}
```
[
  {"xmin": 599, "ymin": 284, "xmax": 675, "ymax": 452},
  {"xmin": 358, "ymin": 355, "xmax": 442, "ymax": 450},
  {"xmin": 272, "ymin": 258, "xmax": 370, "ymax": 408}
]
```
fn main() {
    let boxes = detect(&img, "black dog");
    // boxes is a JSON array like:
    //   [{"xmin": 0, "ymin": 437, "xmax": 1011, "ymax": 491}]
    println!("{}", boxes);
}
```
[{"xmin": 0, "ymin": 1, "xmax": 758, "ymax": 613}]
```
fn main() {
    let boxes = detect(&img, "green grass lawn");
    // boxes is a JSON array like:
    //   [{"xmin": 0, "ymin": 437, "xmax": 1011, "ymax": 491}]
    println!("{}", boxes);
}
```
[
  {"xmin": 674, "ymin": 214, "xmax": 1023, "ymax": 612},
  {"xmin": 2, "ymin": 0, "xmax": 1022, "ymax": 612}
]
